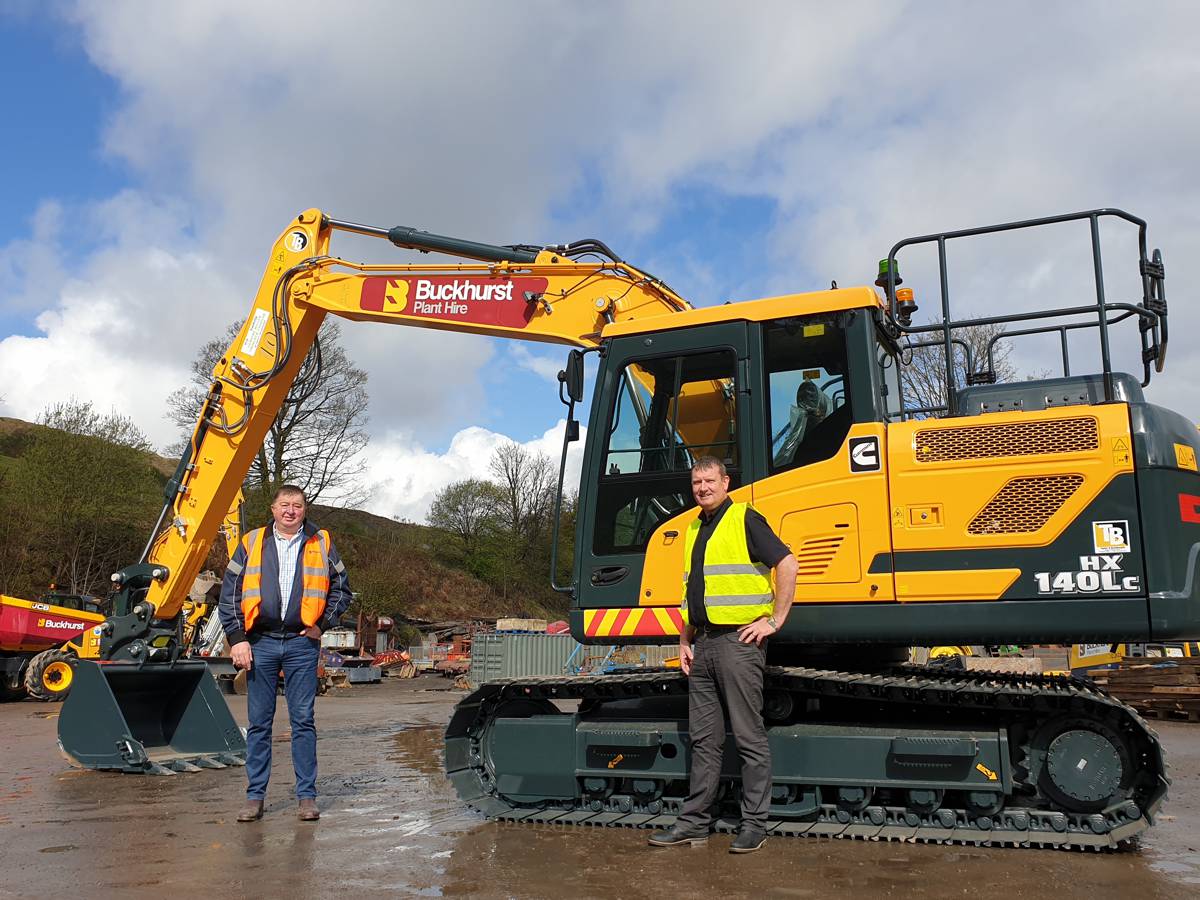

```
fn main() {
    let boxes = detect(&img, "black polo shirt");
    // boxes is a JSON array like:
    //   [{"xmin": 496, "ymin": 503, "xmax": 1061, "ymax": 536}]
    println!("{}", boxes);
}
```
[{"xmin": 686, "ymin": 497, "xmax": 791, "ymax": 628}]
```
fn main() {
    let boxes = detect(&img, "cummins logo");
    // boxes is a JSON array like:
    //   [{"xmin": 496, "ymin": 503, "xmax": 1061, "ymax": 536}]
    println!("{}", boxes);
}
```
[{"xmin": 849, "ymin": 436, "xmax": 881, "ymax": 473}]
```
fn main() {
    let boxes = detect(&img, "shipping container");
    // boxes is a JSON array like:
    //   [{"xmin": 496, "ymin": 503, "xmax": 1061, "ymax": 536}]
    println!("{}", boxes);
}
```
[{"xmin": 468, "ymin": 634, "xmax": 677, "ymax": 687}]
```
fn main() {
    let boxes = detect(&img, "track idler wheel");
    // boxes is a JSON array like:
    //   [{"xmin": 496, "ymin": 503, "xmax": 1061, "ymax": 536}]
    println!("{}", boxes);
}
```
[
  {"xmin": 24, "ymin": 648, "xmax": 76, "ymax": 701},
  {"xmin": 762, "ymin": 689, "xmax": 795, "ymax": 723}
]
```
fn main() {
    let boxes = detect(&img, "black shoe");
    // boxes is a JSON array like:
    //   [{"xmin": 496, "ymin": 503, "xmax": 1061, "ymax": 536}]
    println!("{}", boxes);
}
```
[
  {"xmin": 729, "ymin": 828, "xmax": 767, "ymax": 853},
  {"xmin": 647, "ymin": 825, "xmax": 708, "ymax": 847}
]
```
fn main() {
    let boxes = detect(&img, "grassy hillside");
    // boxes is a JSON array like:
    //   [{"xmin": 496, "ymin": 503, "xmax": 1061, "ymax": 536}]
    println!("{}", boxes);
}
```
[{"xmin": 0, "ymin": 417, "xmax": 567, "ymax": 622}]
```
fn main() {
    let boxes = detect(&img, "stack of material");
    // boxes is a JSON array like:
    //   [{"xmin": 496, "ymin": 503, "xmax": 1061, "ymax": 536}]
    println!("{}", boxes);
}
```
[
  {"xmin": 496, "ymin": 618, "xmax": 548, "ymax": 633},
  {"xmin": 963, "ymin": 656, "xmax": 1044, "ymax": 674},
  {"xmin": 1091, "ymin": 659, "xmax": 1200, "ymax": 721},
  {"xmin": 373, "ymin": 650, "xmax": 417, "ymax": 678}
]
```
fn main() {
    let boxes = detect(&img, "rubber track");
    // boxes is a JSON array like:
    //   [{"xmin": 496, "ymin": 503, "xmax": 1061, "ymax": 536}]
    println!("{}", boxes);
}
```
[{"xmin": 444, "ymin": 666, "xmax": 1169, "ymax": 851}]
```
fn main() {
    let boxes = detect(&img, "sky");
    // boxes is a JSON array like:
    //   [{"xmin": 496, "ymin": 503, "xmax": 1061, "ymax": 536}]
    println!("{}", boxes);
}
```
[{"xmin": 2, "ymin": 1, "xmax": 1199, "ymax": 522}]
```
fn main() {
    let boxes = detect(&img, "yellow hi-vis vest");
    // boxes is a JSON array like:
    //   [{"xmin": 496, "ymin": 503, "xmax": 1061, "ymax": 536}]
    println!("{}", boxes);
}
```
[
  {"xmin": 239, "ymin": 527, "xmax": 331, "ymax": 633},
  {"xmin": 681, "ymin": 502, "xmax": 774, "ymax": 626}
]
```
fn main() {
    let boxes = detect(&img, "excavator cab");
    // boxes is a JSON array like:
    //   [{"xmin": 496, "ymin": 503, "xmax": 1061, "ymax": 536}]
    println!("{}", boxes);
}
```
[{"xmin": 570, "ymin": 299, "xmax": 889, "ymax": 642}]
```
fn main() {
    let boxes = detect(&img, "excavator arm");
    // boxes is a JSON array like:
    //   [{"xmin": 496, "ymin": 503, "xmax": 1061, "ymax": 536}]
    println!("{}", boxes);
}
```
[
  {"xmin": 60, "ymin": 209, "xmax": 691, "ymax": 772},
  {"xmin": 99, "ymin": 209, "xmax": 690, "ymax": 661}
]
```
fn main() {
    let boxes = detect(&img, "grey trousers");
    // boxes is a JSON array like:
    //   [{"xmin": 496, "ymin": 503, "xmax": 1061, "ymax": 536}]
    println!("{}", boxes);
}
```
[{"xmin": 676, "ymin": 628, "xmax": 771, "ymax": 831}]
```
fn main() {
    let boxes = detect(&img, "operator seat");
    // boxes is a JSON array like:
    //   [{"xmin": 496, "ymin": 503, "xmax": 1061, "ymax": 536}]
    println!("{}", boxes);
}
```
[{"xmin": 787, "ymin": 401, "xmax": 853, "ymax": 470}]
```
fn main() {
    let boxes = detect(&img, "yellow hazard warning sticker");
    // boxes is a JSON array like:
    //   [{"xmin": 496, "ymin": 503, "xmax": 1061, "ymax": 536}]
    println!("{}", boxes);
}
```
[
  {"xmin": 975, "ymin": 762, "xmax": 998, "ymax": 782},
  {"xmin": 1112, "ymin": 437, "xmax": 1131, "ymax": 467},
  {"xmin": 1175, "ymin": 443, "xmax": 1197, "ymax": 472},
  {"xmin": 803, "ymin": 324, "xmax": 825, "ymax": 338}
]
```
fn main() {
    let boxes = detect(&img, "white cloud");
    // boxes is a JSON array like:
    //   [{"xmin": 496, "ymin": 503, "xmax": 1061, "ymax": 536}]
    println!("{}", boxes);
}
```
[
  {"xmin": 507, "ymin": 345, "xmax": 564, "ymax": 383},
  {"xmin": 359, "ymin": 420, "xmax": 584, "ymax": 523},
  {"xmin": 4, "ymin": 0, "xmax": 1200, "ymax": 499}
]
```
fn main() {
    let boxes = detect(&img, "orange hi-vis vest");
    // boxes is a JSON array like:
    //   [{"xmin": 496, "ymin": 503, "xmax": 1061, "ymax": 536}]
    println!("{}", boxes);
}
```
[{"xmin": 239, "ymin": 526, "xmax": 331, "ymax": 633}]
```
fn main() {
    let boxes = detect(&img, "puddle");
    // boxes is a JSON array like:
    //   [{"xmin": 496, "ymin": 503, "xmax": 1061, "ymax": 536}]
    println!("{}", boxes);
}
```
[{"xmin": 390, "ymin": 724, "xmax": 446, "ymax": 775}]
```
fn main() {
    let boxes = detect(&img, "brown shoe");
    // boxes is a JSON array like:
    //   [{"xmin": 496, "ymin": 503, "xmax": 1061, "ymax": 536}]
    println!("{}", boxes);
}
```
[
  {"xmin": 236, "ymin": 800, "xmax": 264, "ymax": 822},
  {"xmin": 298, "ymin": 798, "xmax": 320, "ymax": 821}
]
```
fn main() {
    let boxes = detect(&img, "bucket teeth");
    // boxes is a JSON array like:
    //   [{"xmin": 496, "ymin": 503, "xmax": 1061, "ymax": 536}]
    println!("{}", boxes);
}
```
[
  {"xmin": 216, "ymin": 752, "xmax": 247, "ymax": 767},
  {"xmin": 165, "ymin": 759, "xmax": 203, "ymax": 773},
  {"xmin": 145, "ymin": 763, "xmax": 177, "ymax": 776},
  {"xmin": 192, "ymin": 756, "xmax": 227, "ymax": 769}
]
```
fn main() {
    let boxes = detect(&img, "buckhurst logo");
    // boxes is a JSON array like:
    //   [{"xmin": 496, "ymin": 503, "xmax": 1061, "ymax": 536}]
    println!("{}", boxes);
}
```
[
  {"xmin": 37, "ymin": 618, "xmax": 82, "ymax": 630},
  {"xmin": 410, "ymin": 279, "xmax": 516, "ymax": 316},
  {"xmin": 414, "ymin": 280, "xmax": 514, "ymax": 303},
  {"xmin": 359, "ymin": 275, "xmax": 545, "ymax": 329}
]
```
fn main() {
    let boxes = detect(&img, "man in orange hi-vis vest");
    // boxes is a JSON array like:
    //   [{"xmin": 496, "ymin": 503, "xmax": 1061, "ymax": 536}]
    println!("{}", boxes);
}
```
[{"xmin": 218, "ymin": 485, "xmax": 352, "ymax": 823}]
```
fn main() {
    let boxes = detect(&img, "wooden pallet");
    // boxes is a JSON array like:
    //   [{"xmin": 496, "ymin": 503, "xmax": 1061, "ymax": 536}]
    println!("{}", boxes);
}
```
[
  {"xmin": 1131, "ymin": 704, "xmax": 1200, "ymax": 723},
  {"xmin": 1091, "ymin": 658, "xmax": 1200, "ymax": 722}
]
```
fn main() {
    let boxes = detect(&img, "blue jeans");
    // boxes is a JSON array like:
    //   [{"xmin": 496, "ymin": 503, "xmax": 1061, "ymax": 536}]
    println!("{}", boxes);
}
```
[{"xmin": 245, "ymin": 634, "xmax": 319, "ymax": 800}]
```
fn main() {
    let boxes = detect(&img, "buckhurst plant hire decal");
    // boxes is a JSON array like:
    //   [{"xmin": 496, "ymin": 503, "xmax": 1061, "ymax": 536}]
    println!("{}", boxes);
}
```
[
  {"xmin": 359, "ymin": 276, "xmax": 549, "ymax": 329},
  {"xmin": 1033, "ymin": 519, "xmax": 1141, "ymax": 595}
]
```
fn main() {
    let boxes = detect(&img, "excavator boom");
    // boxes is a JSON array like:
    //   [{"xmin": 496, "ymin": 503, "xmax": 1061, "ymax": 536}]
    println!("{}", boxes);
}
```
[{"xmin": 58, "ymin": 209, "xmax": 692, "ymax": 772}]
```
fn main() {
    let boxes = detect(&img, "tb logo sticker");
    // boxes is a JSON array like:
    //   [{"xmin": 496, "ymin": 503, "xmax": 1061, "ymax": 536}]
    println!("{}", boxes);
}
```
[
  {"xmin": 849, "ymin": 436, "xmax": 881, "ymax": 473},
  {"xmin": 1093, "ymin": 520, "xmax": 1131, "ymax": 554}
]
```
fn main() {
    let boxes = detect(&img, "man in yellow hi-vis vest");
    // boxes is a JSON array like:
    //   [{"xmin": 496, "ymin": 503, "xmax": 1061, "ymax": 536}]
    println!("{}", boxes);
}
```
[
  {"xmin": 219, "ymin": 485, "xmax": 352, "ymax": 824},
  {"xmin": 649, "ymin": 457, "xmax": 797, "ymax": 854}
]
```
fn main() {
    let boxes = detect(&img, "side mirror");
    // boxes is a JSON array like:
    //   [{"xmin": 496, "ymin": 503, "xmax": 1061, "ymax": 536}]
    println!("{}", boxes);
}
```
[{"xmin": 560, "ymin": 349, "xmax": 585, "ymax": 404}]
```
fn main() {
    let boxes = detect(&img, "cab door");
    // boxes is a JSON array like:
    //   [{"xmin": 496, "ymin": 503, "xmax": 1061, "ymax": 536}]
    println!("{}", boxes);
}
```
[
  {"xmin": 747, "ymin": 313, "xmax": 895, "ymax": 605},
  {"xmin": 573, "ymin": 322, "xmax": 751, "ymax": 640}
]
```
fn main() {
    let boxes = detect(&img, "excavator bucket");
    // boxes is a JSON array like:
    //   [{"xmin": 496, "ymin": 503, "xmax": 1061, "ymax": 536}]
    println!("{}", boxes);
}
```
[{"xmin": 57, "ymin": 659, "xmax": 246, "ymax": 774}]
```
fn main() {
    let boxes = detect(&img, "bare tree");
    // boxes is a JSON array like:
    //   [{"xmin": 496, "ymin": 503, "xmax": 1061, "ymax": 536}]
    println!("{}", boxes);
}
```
[
  {"xmin": 167, "ymin": 319, "xmax": 370, "ymax": 505},
  {"xmin": 898, "ymin": 323, "xmax": 1023, "ymax": 416},
  {"xmin": 39, "ymin": 398, "xmax": 152, "ymax": 452},
  {"xmin": 489, "ymin": 441, "xmax": 557, "ymax": 560}
]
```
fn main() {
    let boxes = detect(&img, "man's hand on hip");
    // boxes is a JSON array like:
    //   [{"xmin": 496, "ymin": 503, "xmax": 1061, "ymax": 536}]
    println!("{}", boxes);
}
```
[
  {"xmin": 231, "ymin": 641, "xmax": 253, "ymax": 670},
  {"xmin": 737, "ymin": 617, "xmax": 776, "ymax": 646},
  {"xmin": 300, "ymin": 625, "xmax": 323, "ymax": 640}
]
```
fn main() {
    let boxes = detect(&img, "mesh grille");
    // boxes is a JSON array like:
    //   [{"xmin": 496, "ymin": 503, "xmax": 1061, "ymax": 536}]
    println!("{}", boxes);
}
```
[
  {"xmin": 967, "ymin": 474, "xmax": 1085, "ymax": 535},
  {"xmin": 915, "ymin": 418, "xmax": 1099, "ymax": 463},
  {"xmin": 795, "ymin": 536, "xmax": 844, "ymax": 576}
]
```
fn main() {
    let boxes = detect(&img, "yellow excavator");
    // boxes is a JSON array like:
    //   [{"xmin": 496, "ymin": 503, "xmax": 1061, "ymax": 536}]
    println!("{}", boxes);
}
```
[{"xmin": 59, "ymin": 208, "xmax": 1193, "ymax": 851}]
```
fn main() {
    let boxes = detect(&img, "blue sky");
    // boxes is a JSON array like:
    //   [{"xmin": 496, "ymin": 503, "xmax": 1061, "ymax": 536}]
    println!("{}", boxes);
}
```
[
  {"xmin": 3, "ymin": 2, "xmax": 1199, "ymax": 521},
  {"xmin": 0, "ymin": 11, "xmax": 120, "ymax": 336},
  {"xmin": 0, "ymin": 14, "xmax": 120, "ymax": 241}
]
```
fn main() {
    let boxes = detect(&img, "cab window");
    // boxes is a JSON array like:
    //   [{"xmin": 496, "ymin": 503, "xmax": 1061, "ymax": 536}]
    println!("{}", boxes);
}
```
[
  {"xmin": 765, "ymin": 317, "xmax": 851, "ymax": 472},
  {"xmin": 595, "ymin": 348, "xmax": 737, "ymax": 554}
]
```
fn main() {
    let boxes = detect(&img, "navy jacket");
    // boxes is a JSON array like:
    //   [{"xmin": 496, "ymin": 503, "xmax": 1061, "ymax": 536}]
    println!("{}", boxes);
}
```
[{"xmin": 218, "ymin": 519, "xmax": 353, "ymax": 645}]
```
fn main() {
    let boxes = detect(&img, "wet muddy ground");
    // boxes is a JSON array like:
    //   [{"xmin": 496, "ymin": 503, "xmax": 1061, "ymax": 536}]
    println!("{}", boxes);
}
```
[{"xmin": 1, "ymin": 675, "xmax": 1198, "ymax": 899}]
